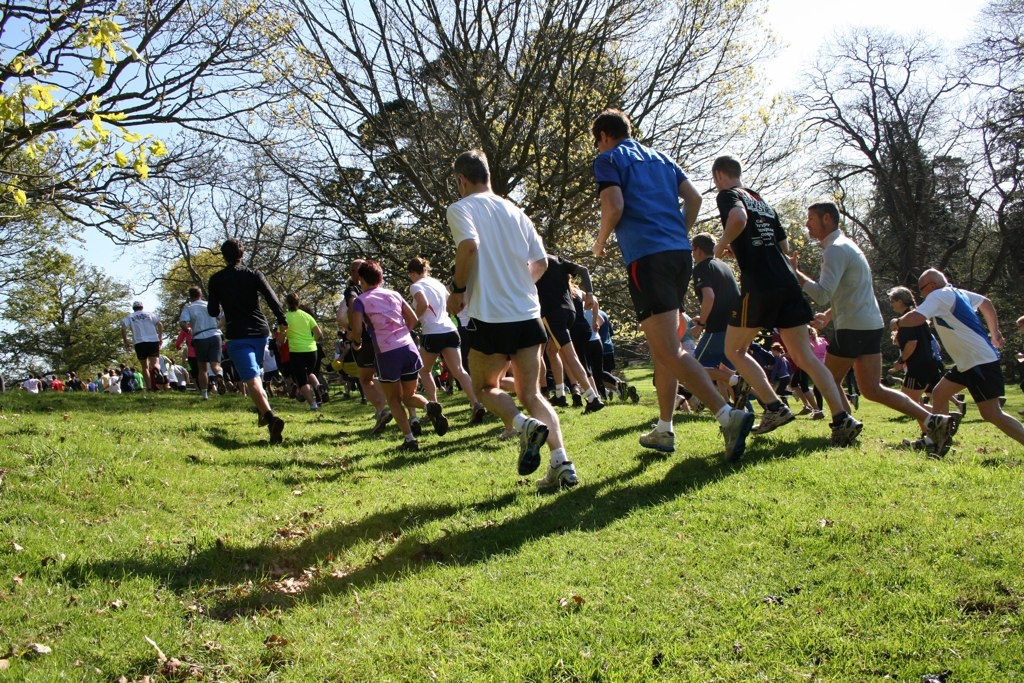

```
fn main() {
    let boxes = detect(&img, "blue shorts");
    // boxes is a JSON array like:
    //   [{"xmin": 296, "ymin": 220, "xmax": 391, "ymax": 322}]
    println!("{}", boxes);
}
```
[
  {"xmin": 226, "ymin": 337, "xmax": 268, "ymax": 382},
  {"xmin": 693, "ymin": 330, "xmax": 730, "ymax": 369}
]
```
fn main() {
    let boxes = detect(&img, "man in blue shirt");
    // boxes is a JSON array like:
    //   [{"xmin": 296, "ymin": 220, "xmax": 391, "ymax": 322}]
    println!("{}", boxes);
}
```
[{"xmin": 591, "ymin": 108, "xmax": 754, "ymax": 461}]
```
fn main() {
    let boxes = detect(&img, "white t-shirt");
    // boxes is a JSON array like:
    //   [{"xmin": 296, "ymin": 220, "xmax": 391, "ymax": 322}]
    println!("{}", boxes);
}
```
[
  {"xmin": 447, "ymin": 192, "xmax": 545, "ymax": 324},
  {"xmin": 123, "ymin": 310, "xmax": 162, "ymax": 343},
  {"xmin": 22, "ymin": 378, "xmax": 40, "ymax": 393},
  {"xmin": 180, "ymin": 300, "xmax": 222, "ymax": 340},
  {"xmin": 915, "ymin": 286, "xmax": 999, "ymax": 371},
  {"xmin": 410, "ymin": 276, "xmax": 458, "ymax": 335}
]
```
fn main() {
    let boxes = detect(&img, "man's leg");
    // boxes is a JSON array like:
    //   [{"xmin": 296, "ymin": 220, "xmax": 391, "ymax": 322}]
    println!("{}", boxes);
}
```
[
  {"xmin": 976, "ymin": 398, "xmax": 1024, "ymax": 445},
  {"xmin": 852, "ymin": 353, "xmax": 932, "ymax": 429},
  {"xmin": 197, "ymin": 361, "xmax": 210, "ymax": 395},
  {"xmin": 642, "ymin": 310, "xmax": 728, "ymax": 416},
  {"xmin": 510, "ymin": 344, "xmax": 564, "ymax": 452},
  {"xmin": 724, "ymin": 326, "xmax": 778, "ymax": 405},
  {"xmin": 470, "ymin": 349, "xmax": 523, "ymax": 428}
]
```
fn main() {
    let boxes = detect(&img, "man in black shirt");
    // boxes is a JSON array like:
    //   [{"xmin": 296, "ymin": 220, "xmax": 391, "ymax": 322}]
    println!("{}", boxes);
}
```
[
  {"xmin": 208, "ymin": 239, "xmax": 288, "ymax": 444},
  {"xmin": 711, "ymin": 155, "xmax": 861, "ymax": 446}
]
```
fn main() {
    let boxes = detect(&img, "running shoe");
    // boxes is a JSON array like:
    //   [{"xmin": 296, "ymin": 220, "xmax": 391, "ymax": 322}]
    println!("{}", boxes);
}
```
[
  {"xmin": 732, "ymin": 376, "xmax": 752, "ymax": 409},
  {"xmin": 899, "ymin": 436, "xmax": 928, "ymax": 451},
  {"xmin": 258, "ymin": 411, "xmax": 270, "ymax": 427},
  {"xmin": 371, "ymin": 407, "xmax": 393, "ymax": 435},
  {"xmin": 948, "ymin": 411, "xmax": 962, "ymax": 436},
  {"xmin": 627, "ymin": 385, "xmax": 640, "ymax": 404},
  {"xmin": 410, "ymin": 418, "xmax": 422, "ymax": 437},
  {"xmin": 397, "ymin": 438, "xmax": 419, "ymax": 451},
  {"xmin": 550, "ymin": 396, "xmax": 568, "ymax": 408},
  {"xmin": 798, "ymin": 406, "xmax": 812, "ymax": 416},
  {"xmin": 426, "ymin": 401, "xmax": 449, "ymax": 436},
  {"xmin": 753, "ymin": 404, "xmax": 795, "ymax": 435},
  {"xmin": 535, "ymin": 461, "xmax": 579, "ymax": 489},
  {"xmin": 308, "ymin": 403, "xmax": 320, "ymax": 412},
  {"xmin": 583, "ymin": 397, "xmax": 605, "ymax": 414},
  {"xmin": 469, "ymin": 402, "xmax": 486, "ymax": 425},
  {"xmin": 616, "ymin": 380, "xmax": 628, "ymax": 401},
  {"xmin": 924, "ymin": 414, "xmax": 952, "ymax": 455},
  {"xmin": 952, "ymin": 394, "xmax": 967, "ymax": 417},
  {"xmin": 830, "ymin": 415, "xmax": 863, "ymax": 447},
  {"xmin": 268, "ymin": 415, "xmax": 285, "ymax": 445},
  {"xmin": 517, "ymin": 418, "xmax": 549, "ymax": 475},
  {"xmin": 571, "ymin": 392, "xmax": 583, "ymax": 408},
  {"xmin": 639, "ymin": 427, "xmax": 675, "ymax": 453},
  {"xmin": 810, "ymin": 410, "xmax": 825, "ymax": 420},
  {"xmin": 497, "ymin": 426, "xmax": 517, "ymax": 441},
  {"xmin": 722, "ymin": 408, "xmax": 755, "ymax": 463}
]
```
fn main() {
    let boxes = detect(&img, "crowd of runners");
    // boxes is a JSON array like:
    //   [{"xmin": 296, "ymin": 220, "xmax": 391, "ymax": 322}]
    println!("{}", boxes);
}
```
[{"xmin": 12, "ymin": 109, "xmax": 1024, "ymax": 487}]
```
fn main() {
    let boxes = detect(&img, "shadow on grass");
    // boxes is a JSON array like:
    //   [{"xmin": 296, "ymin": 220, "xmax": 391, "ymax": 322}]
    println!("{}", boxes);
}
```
[{"xmin": 59, "ymin": 437, "xmax": 786, "ymax": 620}]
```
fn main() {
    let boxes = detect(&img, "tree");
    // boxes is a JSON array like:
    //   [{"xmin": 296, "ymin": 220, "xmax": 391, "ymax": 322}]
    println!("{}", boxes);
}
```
[
  {"xmin": 0, "ymin": 250, "xmax": 130, "ymax": 375},
  {"xmin": 246, "ymin": 0, "xmax": 793, "ymax": 327},
  {"xmin": 1, "ymin": 0, "xmax": 292, "ymax": 237},
  {"xmin": 799, "ymin": 29, "xmax": 980, "ymax": 289},
  {"xmin": 962, "ymin": 0, "xmax": 1024, "ymax": 305}
]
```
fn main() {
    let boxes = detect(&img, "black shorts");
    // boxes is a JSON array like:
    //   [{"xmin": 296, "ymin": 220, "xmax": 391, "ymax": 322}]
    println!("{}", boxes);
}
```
[
  {"xmin": 830, "ymin": 328, "xmax": 883, "ymax": 359},
  {"xmin": 192, "ymin": 336, "xmax": 222, "ymax": 364},
  {"xmin": 945, "ymin": 361, "xmax": 1005, "ymax": 403},
  {"xmin": 290, "ymin": 350, "xmax": 318, "ymax": 387},
  {"xmin": 903, "ymin": 363, "xmax": 944, "ymax": 392},
  {"xmin": 730, "ymin": 287, "xmax": 812, "ymax": 331},
  {"xmin": 789, "ymin": 368, "xmax": 810, "ymax": 392},
  {"xmin": 355, "ymin": 341, "xmax": 376, "ymax": 369},
  {"xmin": 541, "ymin": 309, "xmax": 575, "ymax": 348},
  {"xmin": 469, "ymin": 318, "xmax": 547, "ymax": 357},
  {"xmin": 626, "ymin": 250, "xmax": 691, "ymax": 323},
  {"xmin": 134, "ymin": 341, "xmax": 160, "ymax": 360},
  {"xmin": 421, "ymin": 331, "xmax": 461, "ymax": 355}
]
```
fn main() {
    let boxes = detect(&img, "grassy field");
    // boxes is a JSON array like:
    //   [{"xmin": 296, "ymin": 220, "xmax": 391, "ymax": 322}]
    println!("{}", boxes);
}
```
[{"xmin": 1, "ymin": 370, "xmax": 1022, "ymax": 682}]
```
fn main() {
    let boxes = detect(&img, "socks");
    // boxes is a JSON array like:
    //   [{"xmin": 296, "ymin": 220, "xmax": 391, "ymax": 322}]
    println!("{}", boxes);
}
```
[
  {"xmin": 715, "ymin": 404, "xmax": 731, "ymax": 426},
  {"xmin": 584, "ymin": 388, "xmax": 599, "ymax": 402},
  {"xmin": 555, "ymin": 384, "xmax": 566, "ymax": 398},
  {"xmin": 513, "ymin": 413, "xmax": 528, "ymax": 431},
  {"xmin": 549, "ymin": 447, "xmax": 568, "ymax": 467},
  {"xmin": 656, "ymin": 419, "xmax": 673, "ymax": 433}
]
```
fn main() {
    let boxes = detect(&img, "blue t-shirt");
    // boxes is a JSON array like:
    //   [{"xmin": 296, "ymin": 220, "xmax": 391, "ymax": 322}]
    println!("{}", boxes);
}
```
[{"xmin": 593, "ymin": 139, "xmax": 691, "ymax": 265}]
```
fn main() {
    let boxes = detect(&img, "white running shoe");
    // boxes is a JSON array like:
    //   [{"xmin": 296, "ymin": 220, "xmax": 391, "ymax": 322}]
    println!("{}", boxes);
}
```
[{"xmin": 535, "ymin": 461, "xmax": 579, "ymax": 489}]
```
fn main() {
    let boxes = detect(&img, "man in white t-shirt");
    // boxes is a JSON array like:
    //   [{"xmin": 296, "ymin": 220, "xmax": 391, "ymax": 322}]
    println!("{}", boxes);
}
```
[
  {"xmin": 180, "ymin": 286, "xmax": 225, "ymax": 399},
  {"xmin": 22, "ymin": 376, "xmax": 41, "ymax": 393},
  {"xmin": 445, "ymin": 148, "xmax": 577, "ymax": 489},
  {"xmin": 897, "ymin": 268, "xmax": 1024, "ymax": 448},
  {"xmin": 121, "ymin": 301, "xmax": 163, "ymax": 391}
]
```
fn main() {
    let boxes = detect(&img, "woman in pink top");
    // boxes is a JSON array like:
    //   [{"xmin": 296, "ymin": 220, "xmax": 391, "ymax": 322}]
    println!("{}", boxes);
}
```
[{"xmin": 349, "ymin": 260, "xmax": 448, "ymax": 450}]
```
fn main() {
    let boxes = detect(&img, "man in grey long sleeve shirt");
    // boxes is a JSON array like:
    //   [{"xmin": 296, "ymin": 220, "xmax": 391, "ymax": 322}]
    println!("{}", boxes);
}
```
[{"xmin": 792, "ymin": 202, "xmax": 954, "ymax": 454}]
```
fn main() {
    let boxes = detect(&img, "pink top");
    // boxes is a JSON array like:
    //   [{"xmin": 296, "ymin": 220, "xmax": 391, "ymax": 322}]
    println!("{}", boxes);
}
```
[
  {"xmin": 353, "ymin": 287, "xmax": 415, "ymax": 354},
  {"xmin": 811, "ymin": 336, "xmax": 828, "ymax": 362}
]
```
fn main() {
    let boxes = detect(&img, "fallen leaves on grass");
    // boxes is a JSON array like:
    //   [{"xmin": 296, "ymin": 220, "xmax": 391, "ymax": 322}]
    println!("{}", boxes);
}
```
[
  {"xmin": 558, "ymin": 594, "xmax": 585, "ymax": 612},
  {"xmin": 264, "ymin": 634, "xmax": 289, "ymax": 648},
  {"xmin": 10, "ymin": 542, "xmax": 24, "ymax": 552},
  {"xmin": 12, "ymin": 571, "xmax": 25, "ymax": 587}
]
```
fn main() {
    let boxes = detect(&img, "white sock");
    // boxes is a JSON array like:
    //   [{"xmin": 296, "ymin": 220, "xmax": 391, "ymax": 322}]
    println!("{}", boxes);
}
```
[
  {"xmin": 585, "ymin": 388, "xmax": 598, "ymax": 402},
  {"xmin": 555, "ymin": 384, "xmax": 566, "ymax": 398},
  {"xmin": 657, "ymin": 419, "xmax": 673, "ymax": 433},
  {"xmin": 716, "ymin": 405, "xmax": 732, "ymax": 426},
  {"xmin": 549, "ymin": 447, "xmax": 568, "ymax": 467},
  {"xmin": 513, "ymin": 413, "xmax": 528, "ymax": 431},
  {"xmin": 729, "ymin": 374, "xmax": 739, "ymax": 386},
  {"xmin": 405, "ymin": 433, "xmax": 416, "ymax": 441}
]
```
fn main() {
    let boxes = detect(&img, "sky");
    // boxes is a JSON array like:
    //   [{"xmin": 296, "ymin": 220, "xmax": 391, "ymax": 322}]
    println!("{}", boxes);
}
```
[{"xmin": 70, "ymin": 0, "xmax": 990, "ymax": 312}]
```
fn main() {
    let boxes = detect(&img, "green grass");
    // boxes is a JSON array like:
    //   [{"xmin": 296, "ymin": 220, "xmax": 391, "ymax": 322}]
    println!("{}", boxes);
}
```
[{"xmin": 1, "ymin": 371, "xmax": 1023, "ymax": 681}]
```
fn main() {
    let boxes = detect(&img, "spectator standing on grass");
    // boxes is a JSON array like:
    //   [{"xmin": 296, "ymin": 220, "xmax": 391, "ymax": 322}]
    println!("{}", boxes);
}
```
[
  {"xmin": 407, "ymin": 256, "xmax": 486, "ymax": 426},
  {"xmin": 350, "ymin": 259, "xmax": 448, "ymax": 450},
  {"xmin": 709, "ymin": 155, "xmax": 860, "ymax": 445},
  {"xmin": 897, "ymin": 269, "xmax": 1024, "ymax": 449},
  {"xmin": 207, "ymin": 238, "xmax": 287, "ymax": 445},
  {"xmin": 791, "ymin": 201, "xmax": 953, "ymax": 454},
  {"xmin": 284, "ymin": 292, "xmax": 325, "ymax": 412},
  {"xmin": 22, "ymin": 376, "xmax": 41, "ymax": 393},
  {"xmin": 591, "ymin": 109, "xmax": 754, "ymax": 459},
  {"xmin": 121, "ymin": 301, "xmax": 163, "ymax": 391},
  {"xmin": 446, "ymin": 148, "xmax": 578, "ymax": 488}
]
